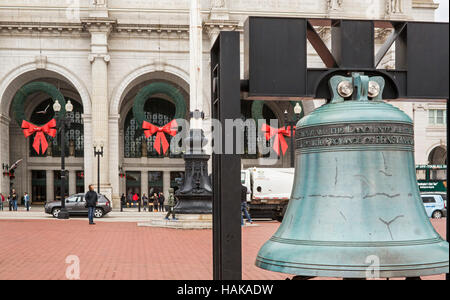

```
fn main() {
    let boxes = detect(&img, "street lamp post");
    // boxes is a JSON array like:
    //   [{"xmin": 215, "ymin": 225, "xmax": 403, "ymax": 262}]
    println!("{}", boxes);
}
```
[
  {"xmin": 284, "ymin": 103, "xmax": 303, "ymax": 168},
  {"xmin": 53, "ymin": 99, "xmax": 73, "ymax": 219},
  {"xmin": 94, "ymin": 145, "xmax": 104, "ymax": 194}
]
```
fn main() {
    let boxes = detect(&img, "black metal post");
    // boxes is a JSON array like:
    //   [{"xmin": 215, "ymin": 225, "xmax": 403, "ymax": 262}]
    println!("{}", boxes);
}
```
[
  {"xmin": 447, "ymin": 98, "xmax": 449, "ymax": 281},
  {"xmin": 211, "ymin": 31, "xmax": 242, "ymax": 280},
  {"xmin": 57, "ymin": 114, "xmax": 69, "ymax": 220},
  {"xmin": 94, "ymin": 146, "xmax": 103, "ymax": 195},
  {"xmin": 285, "ymin": 112, "xmax": 298, "ymax": 169}
]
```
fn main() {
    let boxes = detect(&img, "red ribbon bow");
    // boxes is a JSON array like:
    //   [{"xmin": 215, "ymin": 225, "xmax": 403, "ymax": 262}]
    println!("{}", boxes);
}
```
[
  {"xmin": 22, "ymin": 119, "xmax": 57, "ymax": 155},
  {"xmin": 261, "ymin": 123, "xmax": 295, "ymax": 156},
  {"xmin": 142, "ymin": 120, "xmax": 178, "ymax": 155}
]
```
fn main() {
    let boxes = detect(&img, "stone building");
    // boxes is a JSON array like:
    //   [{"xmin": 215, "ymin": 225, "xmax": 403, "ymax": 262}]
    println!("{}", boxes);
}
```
[{"xmin": 0, "ymin": 0, "xmax": 445, "ymax": 207}]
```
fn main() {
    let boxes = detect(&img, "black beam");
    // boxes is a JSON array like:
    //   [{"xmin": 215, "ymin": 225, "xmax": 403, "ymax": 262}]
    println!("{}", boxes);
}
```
[
  {"xmin": 331, "ymin": 19, "xmax": 374, "ymax": 69},
  {"xmin": 447, "ymin": 99, "xmax": 449, "ymax": 281},
  {"xmin": 402, "ymin": 22, "xmax": 449, "ymax": 99},
  {"xmin": 244, "ymin": 17, "xmax": 307, "ymax": 100},
  {"xmin": 211, "ymin": 31, "xmax": 242, "ymax": 280}
]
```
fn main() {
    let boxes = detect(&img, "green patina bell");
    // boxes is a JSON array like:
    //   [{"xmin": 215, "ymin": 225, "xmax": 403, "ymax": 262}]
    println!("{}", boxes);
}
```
[{"xmin": 255, "ymin": 73, "xmax": 449, "ymax": 279}]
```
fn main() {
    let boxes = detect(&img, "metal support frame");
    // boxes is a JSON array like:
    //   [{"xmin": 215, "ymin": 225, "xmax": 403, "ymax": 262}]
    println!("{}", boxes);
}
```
[
  {"xmin": 211, "ymin": 31, "xmax": 242, "ymax": 280},
  {"xmin": 211, "ymin": 17, "xmax": 449, "ymax": 280},
  {"xmin": 94, "ymin": 146, "xmax": 103, "ymax": 195}
]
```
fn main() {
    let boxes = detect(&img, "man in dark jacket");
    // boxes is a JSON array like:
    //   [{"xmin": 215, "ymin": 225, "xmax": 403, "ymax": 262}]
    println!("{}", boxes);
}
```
[{"xmin": 85, "ymin": 185, "xmax": 98, "ymax": 225}]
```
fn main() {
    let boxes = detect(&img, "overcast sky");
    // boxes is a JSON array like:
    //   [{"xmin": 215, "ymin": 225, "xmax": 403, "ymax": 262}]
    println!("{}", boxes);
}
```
[{"xmin": 435, "ymin": 0, "xmax": 449, "ymax": 22}]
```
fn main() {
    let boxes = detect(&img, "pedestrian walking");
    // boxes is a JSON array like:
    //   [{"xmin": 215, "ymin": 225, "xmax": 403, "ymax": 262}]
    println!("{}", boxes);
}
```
[
  {"xmin": 165, "ymin": 188, "xmax": 178, "ymax": 220},
  {"xmin": 85, "ymin": 185, "xmax": 98, "ymax": 225},
  {"xmin": 8, "ymin": 194, "xmax": 12, "ymax": 211},
  {"xmin": 11, "ymin": 189, "xmax": 18, "ymax": 211},
  {"xmin": 152, "ymin": 193, "xmax": 159, "ymax": 212},
  {"xmin": 0, "ymin": 193, "xmax": 4, "ymax": 211},
  {"xmin": 142, "ymin": 193, "xmax": 149, "ymax": 212},
  {"xmin": 241, "ymin": 184, "xmax": 253, "ymax": 226},
  {"xmin": 120, "ymin": 193, "xmax": 126, "ymax": 210},
  {"xmin": 158, "ymin": 192, "xmax": 165, "ymax": 212},
  {"xmin": 23, "ymin": 192, "xmax": 30, "ymax": 211}
]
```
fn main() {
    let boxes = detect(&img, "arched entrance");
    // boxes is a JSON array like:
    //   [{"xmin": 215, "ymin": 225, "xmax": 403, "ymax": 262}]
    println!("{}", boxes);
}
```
[
  {"xmin": 1, "ymin": 72, "xmax": 87, "ymax": 205},
  {"xmin": 116, "ymin": 73, "xmax": 189, "ymax": 205}
]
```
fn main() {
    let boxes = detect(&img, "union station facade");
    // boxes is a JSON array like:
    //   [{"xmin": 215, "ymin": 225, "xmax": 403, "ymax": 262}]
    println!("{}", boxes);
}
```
[{"xmin": 0, "ymin": 0, "xmax": 446, "ymax": 207}]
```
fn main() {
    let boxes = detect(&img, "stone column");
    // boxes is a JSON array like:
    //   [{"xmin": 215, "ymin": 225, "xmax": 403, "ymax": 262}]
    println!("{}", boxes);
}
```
[
  {"xmin": 46, "ymin": 170, "xmax": 54, "ymax": 203},
  {"xmin": 0, "ymin": 114, "xmax": 10, "ymax": 194},
  {"xmin": 82, "ymin": 114, "xmax": 94, "ymax": 189},
  {"xmin": 84, "ymin": 19, "xmax": 115, "ymax": 201},
  {"xmin": 109, "ymin": 114, "xmax": 120, "ymax": 208},
  {"xmin": 69, "ymin": 170, "xmax": 76, "ymax": 195},
  {"xmin": 141, "ymin": 170, "xmax": 148, "ymax": 198},
  {"xmin": 163, "ymin": 171, "xmax": 171, "ymax": 199}
]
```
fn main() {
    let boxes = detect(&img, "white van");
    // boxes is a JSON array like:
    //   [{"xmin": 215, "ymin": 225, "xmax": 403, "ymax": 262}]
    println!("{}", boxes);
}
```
[
  {"xmin": 421, "ymin": 193, "xmax": 447, "ymax": 219},
  {"xmin": 241, "ymin": 168, "xmax": 294, "ymax": 219}
]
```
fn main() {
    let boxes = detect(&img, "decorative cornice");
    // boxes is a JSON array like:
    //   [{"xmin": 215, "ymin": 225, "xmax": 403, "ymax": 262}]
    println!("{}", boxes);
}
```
[
  {"xmin": 203, "ymin": 20, "xmax": 241, "ymax": 31},
  {"xmin": 115, "ymin": 24, "xmax": 190, "ymax": 35},
  {"xmin": 0, "ymin": 21, "xmax": 84, "ymax": 34},
  {"xmin": 81, "ymin": 17, "xmax": 116, "ymax": 34}
]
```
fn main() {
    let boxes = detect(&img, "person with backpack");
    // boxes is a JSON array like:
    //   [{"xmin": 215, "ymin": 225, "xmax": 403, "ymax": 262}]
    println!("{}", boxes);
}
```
[{"xmin": 164, "ymin": 188, "xmax": 178, "ymax": 220}]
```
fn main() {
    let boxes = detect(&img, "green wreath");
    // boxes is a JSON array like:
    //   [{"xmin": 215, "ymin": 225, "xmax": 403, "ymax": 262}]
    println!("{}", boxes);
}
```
[
  {"xmin": 132, "ymin": 82, "xmax": 187, "ymax": 128},
  {"xmin": 12, "ymin": 81, "xmax": 66, "ymax": 126},
  {"xmin": 251, "ymin": 100, "xmax": 305, "ymax": 123}
]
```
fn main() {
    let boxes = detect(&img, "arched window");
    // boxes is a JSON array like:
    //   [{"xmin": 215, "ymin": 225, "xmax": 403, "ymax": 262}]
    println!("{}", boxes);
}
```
[
  {"xmin": 124, "ymin": 98, "xmax": 182, "ymax": 158},
  {"xmin": 29, "ymin": 98, "xmax": 84, "ymax": 157},
  {"xmin": 428, "ymin": 146, "xmax": 447, "ymax": 165},
  {"xmin": 241, "ymin": 101, "xmax": 277, "ymax": 159}
]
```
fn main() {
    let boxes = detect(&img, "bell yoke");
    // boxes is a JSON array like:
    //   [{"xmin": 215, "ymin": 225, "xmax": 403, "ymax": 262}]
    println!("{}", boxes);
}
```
[{"xmin": 255, "ymin": 73, "xmax": 449, "ymax": 279}]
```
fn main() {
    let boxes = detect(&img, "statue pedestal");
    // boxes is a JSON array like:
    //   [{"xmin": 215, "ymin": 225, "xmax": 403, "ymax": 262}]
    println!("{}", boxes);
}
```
[{"xmin": 174, "ymin": 129, "xmax": 213, "ymax": 215}]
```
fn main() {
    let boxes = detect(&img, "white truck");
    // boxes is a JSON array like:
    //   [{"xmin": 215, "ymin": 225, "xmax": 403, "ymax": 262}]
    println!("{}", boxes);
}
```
[{"xmin": 241, "ymin": 167, "xmax": 295, "ymax": 220}]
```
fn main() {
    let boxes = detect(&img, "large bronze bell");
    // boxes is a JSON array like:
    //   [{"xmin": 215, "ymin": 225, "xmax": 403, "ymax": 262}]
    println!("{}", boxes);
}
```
[{"xmin": 255, "ymin": 73, "xmax": 449, "ymax": 279}]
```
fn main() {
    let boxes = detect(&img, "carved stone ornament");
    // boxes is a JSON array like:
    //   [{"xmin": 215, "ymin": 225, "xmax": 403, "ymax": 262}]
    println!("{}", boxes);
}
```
[
  {"xmin": 92, "ymin": 0, "xmax": 107, "ymax": 7},
  {"xmin": 328, "ymin": 0, "xmax": 343, "ymax": 11},
  {"xmin": 386, "ymin": 0, "xmax": 403, "ymax": 14},
  {"xmin": 212, "ymin": 0, "xmax": 226, "ymax": 8}
]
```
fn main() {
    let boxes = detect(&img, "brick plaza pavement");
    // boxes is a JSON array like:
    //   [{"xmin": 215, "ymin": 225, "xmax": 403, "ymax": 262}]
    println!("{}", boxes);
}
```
[{"xmin": 0, "ymin": 218, "xmax": 446, "ymax": 280}]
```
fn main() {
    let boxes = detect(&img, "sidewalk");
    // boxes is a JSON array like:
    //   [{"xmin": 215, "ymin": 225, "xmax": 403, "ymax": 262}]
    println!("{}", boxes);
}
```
[
  {"xmin": 0, "ymin": 217, "xmax": 446, "ymax": 280},
  {"xmin": 0, "ymin": 206, "xmax": 177, "ymax": 223}
]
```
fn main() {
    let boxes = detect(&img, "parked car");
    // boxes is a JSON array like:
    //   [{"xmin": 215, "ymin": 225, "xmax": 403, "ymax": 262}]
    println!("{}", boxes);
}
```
[
  {"xmin": 420, "ymin": 193, "xmax": 447, "ymax": 219},
  {"xmin": 45, "ymin": 193, "xmax": 112, "ymax": 218}
]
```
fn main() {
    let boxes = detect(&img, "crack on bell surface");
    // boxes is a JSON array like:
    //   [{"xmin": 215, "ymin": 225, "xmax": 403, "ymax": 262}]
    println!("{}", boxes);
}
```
[
  {"xmin": 379, "ymin": 215, "xmax": 405, "ymax": 240},
  {"xmin": 364, "ymin": 193, "xmax": 400, "ymax": 199}
]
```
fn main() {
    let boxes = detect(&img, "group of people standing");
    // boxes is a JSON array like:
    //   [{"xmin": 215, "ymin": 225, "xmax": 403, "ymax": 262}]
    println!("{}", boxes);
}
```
[
  {"xmin": 120, "ymin": 188, "xmax": 178, "ymax": 220},
  {"xmin": 121, "ymin": 190, "xmax": 167, "ymax": 212},
  {"xmin": 0, "ymin": 189, "xmax": 31, "ymax": 211}
]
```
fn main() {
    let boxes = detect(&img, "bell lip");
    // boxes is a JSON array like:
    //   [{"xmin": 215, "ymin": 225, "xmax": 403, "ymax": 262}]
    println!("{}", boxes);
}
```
[
  {"xmin": 255, "ymin": 258, "xmax": 449, "ymax": 279},
  {"xmin": 255, "ymin": 239, "xmax": 449, "ymax": 279}
]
